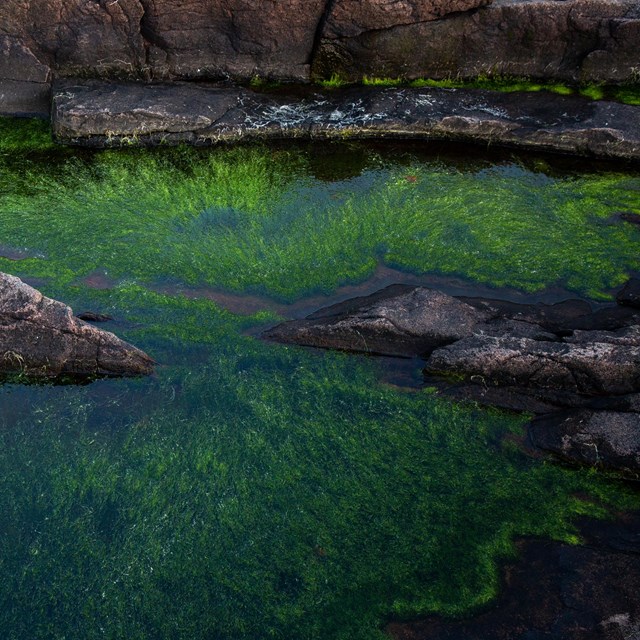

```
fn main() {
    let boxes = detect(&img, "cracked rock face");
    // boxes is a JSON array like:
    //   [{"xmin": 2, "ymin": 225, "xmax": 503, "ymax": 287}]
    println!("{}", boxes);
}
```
[
  {"xmin": 138, "ymin": 0, "xmax": 327, "ymax": 82},
  {"xmin": 314, "ymin": 0, "xmax": 640, "ymax": 84},
  {"xmin": 0, "ymin": 272, "xmax": 153, "ymax": 379},
  {"xmin": 425, "ymin": 335, "xmax": 640, "ymax": 395},
  {"xmin": 2, "ymin": 0, "xmax": 639, "ymax": 117}
]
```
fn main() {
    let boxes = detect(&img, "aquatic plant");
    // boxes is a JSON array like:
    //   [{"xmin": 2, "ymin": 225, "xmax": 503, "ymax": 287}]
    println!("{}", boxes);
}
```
[
  {"xmin": 0, "ymin": 124, "xmax": 639, "ymax": 638},
  {"xmin": 0, "ymin": 284, "xmax": 637, "ymax": 640},
  {"xmin": 0, "ymin": 135, "xmax": 638, "ymax": 301}
]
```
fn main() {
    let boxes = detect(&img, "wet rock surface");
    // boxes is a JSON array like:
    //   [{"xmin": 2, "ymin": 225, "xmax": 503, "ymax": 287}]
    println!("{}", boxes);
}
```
[
  {"xmin": 617, "ymin": 278, "xmax": 640, "ymax": 309},
  {"xmin": 530, "ymin": 410, "xmax": 640, "ymax": 476},
  {"xmin": 265, "ymin": 283, "xmax": 640, "ymax": 476},
  {"xmin": 316, "ymin": 0, "xmax": 640, "ymax": 84},
  {"xmin": 52, "ymin": 81, "xmax": 640, "ymax": 160},
  {"xmin": 0, "ymin": 272, "xmax": 153, "ymax": 379},
  {"xmin": 264, "ymin": 285, "xmax": 491, "ymax": 358},
  {"xmin": 2, "ymin": 0, "xmax": 639, "ymax": 117},
  {"xmin": 386, "ymin": 512, "xmax": 640, "ymax": 640},
  {"xmin": 425, "ymin": 335, "xmax": 640, "ymax": 396}
]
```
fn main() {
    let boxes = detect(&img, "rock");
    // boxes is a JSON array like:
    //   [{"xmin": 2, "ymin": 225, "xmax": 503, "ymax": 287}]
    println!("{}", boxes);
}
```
[
  {"xmin": 386, "ymin": 513, "xmax": 640, "ymax": 640},
  {"xmin": 321, "ymin": 0, "xmax": 492, "ymax": 39},
  {"xmin": 264, "ymin": 285, "xmax": 491, "ymax": 358},
  {"xmin": 460, "ymin": 297, "xmax": 595, "ymax": 335},
  {"xmin": 529, "ymin": 409, "xmax": 640, "ymax": 476},
  {"xmin": 314, "ymin": 0, "xmax": 640, "ymax": 84},
  {"xmin": 52, "ymin": 81, "xmax": 640, "ymax": 160},
  {"xmin": 138, "ymin": 0, "xmax": 326, "ymax": 82},
  {"xmin": 617, "ymin": 278, "xmax": 640, "ymax": 309},
  {"xmin": 566, "ymin": 325, "xmax": 640, "ymax": 346},
  {"xmin": 0, "ymin": 272, "xmax": 153, "ymax": 379},
  {"xmin": 619, "ymin": 212, "xmax": 640, "ymax": 226},
  {"xmin": 424, "ymin": 335, "xmax": 640, "ymax": 395}
]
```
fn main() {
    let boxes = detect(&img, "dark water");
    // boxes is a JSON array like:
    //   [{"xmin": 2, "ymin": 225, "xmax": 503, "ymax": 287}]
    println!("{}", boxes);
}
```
[{"xmin": 0, "ymin": 132, "xmax": 639, "ymax": 639}]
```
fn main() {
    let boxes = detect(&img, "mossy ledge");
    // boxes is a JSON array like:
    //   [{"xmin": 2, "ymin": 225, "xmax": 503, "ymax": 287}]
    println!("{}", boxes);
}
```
[{"xmin": 51, "ymin": 80, "xmax": 640, "ymax": 160}]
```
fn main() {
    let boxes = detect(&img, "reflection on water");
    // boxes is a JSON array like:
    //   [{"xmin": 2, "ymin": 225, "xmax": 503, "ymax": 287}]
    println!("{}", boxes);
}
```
[{"xmin": 0, "ymin": 132, "xmax": 639, "ymax": 639}]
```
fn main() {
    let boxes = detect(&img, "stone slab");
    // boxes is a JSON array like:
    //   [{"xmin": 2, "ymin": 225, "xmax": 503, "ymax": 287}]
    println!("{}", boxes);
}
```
[{"xmin": 52, "ymin": 80, "xmax": 640, "ymax": 160}]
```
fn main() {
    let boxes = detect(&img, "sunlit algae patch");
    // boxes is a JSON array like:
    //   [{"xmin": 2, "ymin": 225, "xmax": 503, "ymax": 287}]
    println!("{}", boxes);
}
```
[{"xmin": 0, "ymin": 118, "xmax": 639, "ymax": 639}]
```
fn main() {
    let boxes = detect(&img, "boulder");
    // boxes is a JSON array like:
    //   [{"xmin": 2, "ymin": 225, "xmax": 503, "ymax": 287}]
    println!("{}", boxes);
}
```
[
  {"xmin": 0, "ymin": 272, "xmax": 153, "ymax": 379},
  {"xmin": 424, "ymin": 334, "xmax": 640, "ymax": 395},
  {"xmin": 314, "ymin": 0, "xmax": 640, "ymax": 84},
  {"xmin": 264, "ymin": 285, "xmax": 490, "ymax": 358},
  {"xmin": 529, "ymin": 409, "xmax": 640, "ymax": 476}
]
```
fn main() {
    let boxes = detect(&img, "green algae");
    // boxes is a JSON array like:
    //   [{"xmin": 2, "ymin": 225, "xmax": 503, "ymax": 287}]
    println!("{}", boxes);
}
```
[
  {"xmin": 0, "ymin": 140, "xmax": 638, "ymax": 301},
  {"xmin": 0, "ymin": 128, "xmax": 640, "ymax": 639},
  {"xmin": 0, "ymin": 284, "xmax": 638, "ymax": 640},
  {"xmin": 320, "ymin": 75, "xmax": 640, "ymax": 106}
]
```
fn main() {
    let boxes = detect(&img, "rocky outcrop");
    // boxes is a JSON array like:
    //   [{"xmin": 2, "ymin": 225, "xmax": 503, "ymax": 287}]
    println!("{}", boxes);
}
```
[
  {"xmin": 0, "ymin": 272, "xmax": 153, "ymax": 379},
  {"xmin": 314, "ymin": 0, "xmax": 640, "ymax": 84},
  {"xmin": 2, "ymin": 0, "xmax": 639, "ymax": 117},
  {"xmin": 265, "ymin": 282, "xmax": 640, "ymax": 475},
  {"xmin": 52, "ymin": 81, "xmax": 640, "ymax": 160},
  {"xmin": 264, "ymin": 285, "xmax": 491, "ymax": 358},
  {"xmin": 425, "ymin": 335, "xmax": 640, "ymax": 395},
  {"xmin": 265, "ymin": 284, "xmax": 639, "ymax": 359},
  {"xmin": 138, "ymin": 0, "xmax": 327, "ymax": 82}
]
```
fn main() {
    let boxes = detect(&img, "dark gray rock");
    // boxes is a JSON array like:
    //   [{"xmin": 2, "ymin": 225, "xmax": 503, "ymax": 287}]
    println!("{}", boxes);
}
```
[
  {"xmin": 566, "ymin": 325, "xmax": 640, "ymax": 346},
  {"xmin": 0, "ymin": 272, "xmax": 153, "ymax": 379},
  {"xmin": 52, "ymin": 81, "xmax": 640, "ymax": 160},
  {"xmin": 264, "ymin": 285, "xmax": 490, "ymax": 358},
  {"xmin": 314, "ymin": 0, "xmax": 640, "ymax": 85},
  {"xmin": 387, "ymin": 512, "xmax": 640, "ymax": 640},
  {"xmin": 617, "ymin": 278, "xmax": 640, "ymax": 309},
  {"xmin": 321, "ymin": 0, "xmax": 492, "ymax": 39},
  {"xmin": 424, "ymin": 335, "xmax": 640, "ymax": 395},
  {"xmin": 529, "ymin": 409, "xmax": 640, "ymax": 476}
]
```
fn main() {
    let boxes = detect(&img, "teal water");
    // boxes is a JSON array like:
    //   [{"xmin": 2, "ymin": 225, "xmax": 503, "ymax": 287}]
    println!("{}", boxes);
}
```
[{"xmin": 1, "ymin": 120, "xmax": 640, "ymax": 639}]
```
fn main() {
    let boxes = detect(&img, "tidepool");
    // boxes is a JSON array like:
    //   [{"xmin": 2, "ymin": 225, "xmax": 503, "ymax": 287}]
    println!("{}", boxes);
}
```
[{"xmin": 0, "ymin": 118, "xmax": 639, "ymax": 640}]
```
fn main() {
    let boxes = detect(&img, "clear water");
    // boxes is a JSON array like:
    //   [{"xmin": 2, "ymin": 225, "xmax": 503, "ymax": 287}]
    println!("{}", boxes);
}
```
[{"xmin": 1, "ymin": 122, "xmax": 639, "ymax": 639}]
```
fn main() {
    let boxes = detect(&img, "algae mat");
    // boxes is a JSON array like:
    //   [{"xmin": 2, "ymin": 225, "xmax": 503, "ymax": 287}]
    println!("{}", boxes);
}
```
[{"xmin": 1, "ymin": 119, "xmax": 640, "ymax": 639}]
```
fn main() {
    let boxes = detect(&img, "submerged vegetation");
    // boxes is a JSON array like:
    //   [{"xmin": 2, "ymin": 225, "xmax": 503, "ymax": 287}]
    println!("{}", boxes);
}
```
[
  {"xmin": 1, "ymin": 125, "xmax": 639, "ymax": 301},
  {"xmin": 0, "ymin": 118, "xmax": 639, "ymax": 638}
]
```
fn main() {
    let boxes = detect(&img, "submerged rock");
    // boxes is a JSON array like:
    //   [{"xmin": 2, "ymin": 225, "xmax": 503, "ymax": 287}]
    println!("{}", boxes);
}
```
[
  {"xmin": 424, "ymin": 334, "xmax": 640, "ymax": 396},
  {"xmin": 529, "ymin": 409, "xmax": 640, "ymax": 477},
  {"xmin": 386, "ymin": 512, "xmax": 640, "ymax": 640},
  {"xmin": 264, "ymin": 285, "xmax": 490, "ymax": 358},
  {"xmin": 52, "ymin": 81, "xmax": 640, "ymax": 160},
  {"xmin": 0, "ymin": 272, "xmax": 153, "ymax": 379},
  {"xmin": 617, "ymin": 278, "xmax": 640, "ymax": 309}
]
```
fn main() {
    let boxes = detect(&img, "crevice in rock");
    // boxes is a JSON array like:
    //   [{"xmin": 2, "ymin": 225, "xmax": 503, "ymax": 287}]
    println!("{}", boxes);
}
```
[
  {"xmin": 308, "ymin": 0, "xmax": 339, "ymax": 69},
  {"xmin": 137, "ymin": 0, "xmax": 165, "ymax": 80}
]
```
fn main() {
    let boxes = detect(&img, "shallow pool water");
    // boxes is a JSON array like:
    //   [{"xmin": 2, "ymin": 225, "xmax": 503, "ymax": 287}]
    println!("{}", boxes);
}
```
[{"xmin": 1, "ymin": 120, "xmax": 639, "ymax": 639}]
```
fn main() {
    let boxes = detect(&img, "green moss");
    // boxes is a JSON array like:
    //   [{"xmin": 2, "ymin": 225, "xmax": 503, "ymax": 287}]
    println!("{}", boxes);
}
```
[
  {"xmin": 363, "ymin": 76, "xmax": 402, "ymax": 87},
  {"xmin": 319, "ymin": 73, "xmax": 349, "ymax": 89}
]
